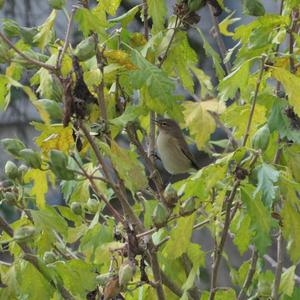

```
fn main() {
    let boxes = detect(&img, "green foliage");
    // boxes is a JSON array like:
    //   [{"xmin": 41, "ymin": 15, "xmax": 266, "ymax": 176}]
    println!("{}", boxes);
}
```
[{"xmin": 0, "ymin": 0, "xmax": 299, "ymax": 299}]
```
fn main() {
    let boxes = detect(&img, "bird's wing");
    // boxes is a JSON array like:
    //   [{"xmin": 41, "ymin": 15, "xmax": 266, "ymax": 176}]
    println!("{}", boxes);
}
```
[{"xmin": 175, "ymin": 137, "xmax": 199, "ymax": 170}]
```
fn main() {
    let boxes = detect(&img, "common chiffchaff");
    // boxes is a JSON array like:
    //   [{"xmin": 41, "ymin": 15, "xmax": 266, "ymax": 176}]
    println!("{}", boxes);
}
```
[{"xmin": 155, "ymin": 118, "xmax": 199, "ymax": 174}]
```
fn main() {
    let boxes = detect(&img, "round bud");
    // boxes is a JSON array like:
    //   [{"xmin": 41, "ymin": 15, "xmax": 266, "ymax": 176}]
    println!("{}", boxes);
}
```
[
  {"xmin": 43, "ymin": 251, "xmax": 57, "ymax": 264},
  {"xmin": 152, "ymin": 203, "xmax": 169, "ymax": 228},
  {"xmin": 5, "ymin": 161, "xmax": 19, "ymax": 180},
  {"xmin": 180, "ymin": 197, "xmax": 195, "ymax": 216},
  {"xmin": 70, "ymin": 202, "xmax": 82, "ymax": 215}
]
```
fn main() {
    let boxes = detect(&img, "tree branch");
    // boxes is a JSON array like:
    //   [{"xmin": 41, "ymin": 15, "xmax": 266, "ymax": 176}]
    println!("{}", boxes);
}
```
[
  {"xmin": 208, "ymin": 4, "xmax": 231, "ymax": 75},
  {"xmin": 0, "ymin": 31, "xmax": 56, "ymax": 72}
]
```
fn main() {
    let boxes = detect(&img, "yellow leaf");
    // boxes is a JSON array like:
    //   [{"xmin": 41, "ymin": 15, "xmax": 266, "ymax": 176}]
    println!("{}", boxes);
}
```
[
  {"xmin": 219, "ymin": 12, "xmax": 240, "ymax": 37},
  {"xmin": 104, "ymin": 50, "xmax": 136, "ymax": 70},
  {"xmin": 201, "ymin": 98, "xmax": 226, "ymax": 114},
  {"xmin": 272, "ymin": 67, "xmax": 300, "ymax": 116},
  {"xmin": 34, "ymin": 123, "xmax": 74, "ymax": 155},
  {"xmin": 183, "ymin": 101, "xmax": 216, "ymax": 148},
  {"xmin": 24, "ymin": 169, "xmax": 48, "ymax": 208}
]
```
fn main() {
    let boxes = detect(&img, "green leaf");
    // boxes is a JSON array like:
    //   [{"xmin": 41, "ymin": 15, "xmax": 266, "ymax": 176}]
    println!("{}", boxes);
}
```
[
  {"xmin": 231, "ymin": 212, "xmax": 251, "ymax": 255},
  {"xmin": 18, "ymin": 261, "xmax": 54, "ymax": 300},
  {"xmin": 80, "ymin": 223, "xmax": 114, "ymax": 260},
  {"xmin": 1, "ymin": 138, "xmax": 25, "ymax": 157},
  {"xmin": 163, "ymin": 31, "xmax": 198, "ymax": 94},
  {"xmin": 196, "ymin": 28, "xmax": 225, "ymax": 79},
  {"xmin": 243, "ymin": 0, "xmax": 265, "ymax": 16},
  {"xmin": 109, "ymin": 5, "xmax": 140, "ymax": 27},
  {"xmin": 268, "ymin": 98, "xmax": 300, "ymax": 143},
  {"xmin": 31, "ymin": 206, "xmax": 68, "ymax": 238},
  {"xmin": 74, "ymin": 7, "xmax": 107, "ymax": 38},
  {"xmin": 279, "ymin": 266, "xmax": 295, "ymax": 297},
  {"xmin": 253, "ymin": 163, "xmax": 279, "ymax": 208},
  {"xmin": 218, "ymin": 60, "xmax": 250, "ymax": 102},
  {"xmin": 272, "ymin": 68, "xmax": 300, "ymax": 117},
  {"xmin": 241, "ymin": 185, "xmax": 275, "ymax": 254},
  {"xmin": 110, "ymin": 141, "xmax": 148, "ymax": 191},
  {"xmin": 129, "ymin": 48, "xmax": 175, "ymax": 101},
  {"xmin": 163, "ymin": 213, "xmax": 195, "ymax": 259},
  {"xmin": 282, "ymin": 288, "xmax": 300, "ymax": 300},
  {"xmin": 110, "ymin": 104, "xmax": 147, "ymax": 128},
  {"xmin": 281, "ymin": 198, "xmax": 300, "ymax": 263},
  {"xmin": 222, "ymin": 103, "xmax": 266, "ymax": 141},
  {"xmin": 33, "ymin": 10, "xmax": 57, "ymax": 50},
  {"xmin": 54, "ymin": 259, "xmax": 97, "ymax": 297},
  {"xmin": 98, "ymin": 0, "xmax": 121, "ymax": 15},
  {"xmin": 148, "ymin": 0, "xmax": 167, "ymax": 34},
  {"xmin": 190, "ymin": 65, "xmax": 213, "ymax": 98}
]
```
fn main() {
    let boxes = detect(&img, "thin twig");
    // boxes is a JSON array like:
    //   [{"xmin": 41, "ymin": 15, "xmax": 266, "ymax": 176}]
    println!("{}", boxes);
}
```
[
  {"xmin": 209, "ymin": 180, "xmax": 240, "ymax": 300},
  {"xmin": 0, "ymin": 31, "xmax": 56, "ymax": 71},
  {"xmin": 238, "ymin": 248, "xmax": 258, "ymax": 300},
  {"xmin": 289, "ymin": 9, "xmax": 299, "ymax": 74},
  {"xmin": 208, "ymin": 4, "xmax": 231, "ymax": 74},
  {"xmin": 71, "ymin": 154, "xmax": 124, "ymax": 224},
  {"xmin": 56, "ymin": 7, "xmax": 76, "ymax": 70},
  {"xmin": 242, "ymin": 55, "xmax": 267, "ymax": 146},
  {"xmin": 272, "ymin": 232, "xmax": 284, "ymax": 300},
  {"xmin": 79, "ymin": 121, "xmax": 144, "ymax": 231},
  {"xmin": 209, "ymin": 111, "xmax": 239, "ymax": 149},
  {"xmin": 158, "ymin": 16, "xmax": 179, "ymax": 68}
]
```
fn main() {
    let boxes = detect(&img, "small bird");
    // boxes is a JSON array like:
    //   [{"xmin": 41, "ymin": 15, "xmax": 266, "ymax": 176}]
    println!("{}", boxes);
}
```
[{"xmin": 155, "ymin": 118, "xmax": 199, "ymax": 174}]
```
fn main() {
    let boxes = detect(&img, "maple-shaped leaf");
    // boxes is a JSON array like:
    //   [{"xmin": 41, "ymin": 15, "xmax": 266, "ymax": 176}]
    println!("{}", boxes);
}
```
[
  {"xmin": 183, "ymin": 100, "xmax": 217, "ymax": 149},
  {"xmin": 253, "ymin": 163, "xmax": 279, "ymax": 208}
]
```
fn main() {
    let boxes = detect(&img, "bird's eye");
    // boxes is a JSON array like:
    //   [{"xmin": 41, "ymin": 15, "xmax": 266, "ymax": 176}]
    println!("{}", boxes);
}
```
[{"xmin": 162, "ymin": 122, "xmax": 167, "ymax": 126}]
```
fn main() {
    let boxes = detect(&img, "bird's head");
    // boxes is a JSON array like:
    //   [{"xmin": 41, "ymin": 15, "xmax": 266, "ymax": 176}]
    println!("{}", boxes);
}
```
[{"xmin": 154, "ymin": 118, "xmax": 181, "ymax": 135}]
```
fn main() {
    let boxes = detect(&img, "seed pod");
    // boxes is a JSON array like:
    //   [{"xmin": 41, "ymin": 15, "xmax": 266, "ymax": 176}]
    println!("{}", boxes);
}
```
[
  {"xmin": 49, "ymin": 150, "xmax": 75, "ymax": 180},
  {"xmin": 118, "ymin": 261, "xmax": 136, "ymax": 287},
  {"xmin": 96, "ymin": 273, "xmax": 111, "ymax": 286},
  {"xmin": 152, "ymin": 203, "xmax": 169, "ymax": 228},
  {"xmin": 163, "ymin": 184, "xmax": 178, "ymax": 208},
  {"xmin": 4, "ymin": 191, "xmax": 17, "ymax": 205},
  {"xmin": 19, "ymin": 149, "xmax": 42, "ymax": 169},
  {"xmin": 1, "ymin": 138, "xmax": 25, "ymax": 157},
  {"xmin": 180, "ymin": 197, "xmax": 195, "ymax": 216},
  {"xmin": 251, "ymin": 125, "xmax": 270, "ymax": 151},
  {"xmin": 103, "ymin": 276, "xmax": 120, "ymax": 300},
  {"xmin": 70, "ymin": 202, "xmax": 82, "ymax": 215},
  {"xmin": 48, "ymin": 0, "xmax": 65, "ymax": 9},
  {"xmin": 3, "ymin": 19, "xmax": 20, "ymax": 37},
  {"xmin": 5, "ymin": 161, "xmax": 19, "ymax": 180},
  {"xmin": 74, "ymin": 36, "xmax": 96, "ymax": 61},
  {"xmin": 43, "ymin": 251, "xmax": 57, "ymax": 264},
  {"xmin": 14, "ymin": 226, "xmax": 36, "ymax": 242},
  {"xmin": 86, "ymin": 198, "xmax": 99, "ymax": 214}
]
